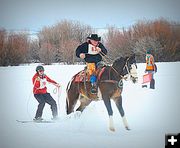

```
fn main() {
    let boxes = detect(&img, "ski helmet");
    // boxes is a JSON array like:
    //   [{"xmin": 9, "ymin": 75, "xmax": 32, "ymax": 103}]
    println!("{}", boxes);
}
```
[{"xmin": 36, "ymin": 65, "xmax": 44, "ymax": 72}]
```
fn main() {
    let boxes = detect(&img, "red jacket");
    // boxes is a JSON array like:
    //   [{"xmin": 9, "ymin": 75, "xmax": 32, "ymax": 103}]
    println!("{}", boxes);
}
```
[{"xmin": 32, "ymin": 73, "xmax": 58, "ymax": 94}]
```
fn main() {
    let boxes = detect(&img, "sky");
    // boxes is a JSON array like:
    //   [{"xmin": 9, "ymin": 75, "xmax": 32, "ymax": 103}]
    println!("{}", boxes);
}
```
[
  {"xmin": 0, "ymin": 0, "xmax": 180, "ymax": 32},
  {"xmin": 0, "ymin": 62, "xmax": 180, "ymax": 148}
]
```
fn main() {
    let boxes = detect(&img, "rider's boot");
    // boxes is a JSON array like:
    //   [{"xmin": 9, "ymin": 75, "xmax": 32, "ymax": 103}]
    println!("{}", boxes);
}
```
[{"xmin": 90, "ymin": 75, "xmax": 97, "ymax": 94}]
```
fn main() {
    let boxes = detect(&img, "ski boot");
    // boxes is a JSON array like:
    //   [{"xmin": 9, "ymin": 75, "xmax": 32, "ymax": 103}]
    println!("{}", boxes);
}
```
[{"xmin": 33, "ymin": 117, "xmax": 43, "ymax": 122}]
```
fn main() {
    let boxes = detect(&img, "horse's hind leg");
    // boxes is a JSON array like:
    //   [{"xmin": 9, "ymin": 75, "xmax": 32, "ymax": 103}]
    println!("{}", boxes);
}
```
[
  {"xmin": 66, "ymin": 84, "xmax": 79, "ymax": 114},
  {"xmin": 114, "ymin": 96, "xmax": 130, "ymax": 130},
  {"xmin": 66, "ymin": 94, "xmax": 79, "ymax": 114},
  {"xmin": 76, "ymin": 96, "xmax": 91, "ymax": 112}
]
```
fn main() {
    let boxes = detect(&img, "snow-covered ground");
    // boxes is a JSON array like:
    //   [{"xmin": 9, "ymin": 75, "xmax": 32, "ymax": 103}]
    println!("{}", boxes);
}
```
[{"xmin": 0, "ymin": 62, "xmax": 180, "ymax": 148}]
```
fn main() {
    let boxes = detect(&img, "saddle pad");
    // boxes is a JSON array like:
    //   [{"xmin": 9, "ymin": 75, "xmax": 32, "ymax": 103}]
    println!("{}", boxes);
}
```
[
  {"xmin": 73, "ymin": 67, "xmax": 106, "ymax": 83},
  {"xmin": 142, "ymin": 73, "xmax": 152, "ymax": 84},
  {"xmin": 74, "ymin": 71, "xmax": 87, "ymax": 82}
]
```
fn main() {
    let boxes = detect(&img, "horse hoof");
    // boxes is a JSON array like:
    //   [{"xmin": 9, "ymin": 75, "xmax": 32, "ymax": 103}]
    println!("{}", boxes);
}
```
[
  {"xmin": 125, "ymin": 127, "xmax": 130, "ymax": 130},
  {"xmin": 74, "ymin": 111, "xmax": 81, "ymax": 118},
  {"xmin": 109, "ymin": 127, "xmax": 115, "ymax": 132}
]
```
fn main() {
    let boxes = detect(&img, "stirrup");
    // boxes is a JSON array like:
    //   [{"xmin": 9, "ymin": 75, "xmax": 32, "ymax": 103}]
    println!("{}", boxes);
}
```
[{"xmin": 91, "ymin": 84, "xmax": 97, "ymax": 94}]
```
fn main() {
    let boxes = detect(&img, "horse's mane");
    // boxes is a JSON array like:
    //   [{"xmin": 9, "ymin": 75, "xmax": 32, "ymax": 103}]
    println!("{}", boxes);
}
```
[
  {"xmin": 113, "ymin": 54, "xmax": 135, "ymax": 65},
  {"xmin": 113, "ymin": 57, "xmax": 126, "ymax": 65}
]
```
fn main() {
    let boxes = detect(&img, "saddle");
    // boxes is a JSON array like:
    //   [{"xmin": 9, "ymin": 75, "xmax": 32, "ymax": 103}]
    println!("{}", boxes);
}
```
[{"xmin": 73, "ymin": 67, "xmax": 106, "ymax": 83}]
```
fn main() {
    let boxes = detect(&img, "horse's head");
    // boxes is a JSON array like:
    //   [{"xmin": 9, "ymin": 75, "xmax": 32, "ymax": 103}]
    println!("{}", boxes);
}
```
[
  {"xmin": 126, "ymin": 54, "xmax": 138, "ymax": 83},
  {"xmin": 112, "ymin": 54, "xmax": 138, "ymax": 83}
]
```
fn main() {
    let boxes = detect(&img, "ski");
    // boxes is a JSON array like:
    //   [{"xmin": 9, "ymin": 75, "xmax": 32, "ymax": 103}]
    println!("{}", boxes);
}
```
[{"xmin": 16, "ymin": 119, "xmax": 55, "ymax": 123}]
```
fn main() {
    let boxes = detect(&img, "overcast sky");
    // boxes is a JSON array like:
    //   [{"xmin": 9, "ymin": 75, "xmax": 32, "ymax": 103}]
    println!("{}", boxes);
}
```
[{"xmin": 0, "ymin": 0, "xmax": 180, "ymax": 31}]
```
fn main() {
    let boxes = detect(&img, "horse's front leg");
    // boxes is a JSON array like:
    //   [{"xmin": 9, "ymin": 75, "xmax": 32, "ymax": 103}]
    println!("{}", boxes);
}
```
[
  {"xmin": 102, "ymin": 96, "xmax": 115, "ymax": 132},
  {"xmin": 114, "ymin": 96, "xmax": 130, "ymax": 130}
]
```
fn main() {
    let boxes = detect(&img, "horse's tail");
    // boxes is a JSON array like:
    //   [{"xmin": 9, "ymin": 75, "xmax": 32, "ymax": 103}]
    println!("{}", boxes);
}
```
[
  {"xmin": 66, "ymin": 71, "xmax": 83, "ymax": 114},
  {"xmin": 66, "ymin": 97, "xmax": 69, "ymax": 115},
  {"xmin": 66, "ymin": 75, "xmax": 75, "ymax": 114}
]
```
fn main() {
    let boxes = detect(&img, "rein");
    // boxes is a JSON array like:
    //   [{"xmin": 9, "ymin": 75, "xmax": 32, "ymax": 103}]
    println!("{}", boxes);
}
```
[{"xmin": 99, "ymin": 51, "xmax": 131, "ymax": 81}]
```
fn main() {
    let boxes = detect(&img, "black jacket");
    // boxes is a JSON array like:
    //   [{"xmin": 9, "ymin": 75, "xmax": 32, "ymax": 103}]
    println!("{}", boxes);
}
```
[{"xmin": 76, "ymin": 42, "xmax": 107, "ymax": 64}]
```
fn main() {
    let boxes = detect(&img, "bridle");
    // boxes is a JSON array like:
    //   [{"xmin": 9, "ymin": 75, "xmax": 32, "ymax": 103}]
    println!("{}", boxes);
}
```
[
  {"xmin": 112, "ymin": 57, "xmax": 132, "ymax": 80},
  {"xmin": 101, "ymin": 57, "xmax": 137, "ymax": 85},
  {"xmin": 99, "ymin": 51, "xmax": 134, "ymax": 79}
]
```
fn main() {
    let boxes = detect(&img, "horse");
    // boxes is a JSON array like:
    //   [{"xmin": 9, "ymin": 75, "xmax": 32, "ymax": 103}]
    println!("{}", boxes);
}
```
[{"xmin": 66, "ymin": 54, "xmax": 138, "ymax": 131}]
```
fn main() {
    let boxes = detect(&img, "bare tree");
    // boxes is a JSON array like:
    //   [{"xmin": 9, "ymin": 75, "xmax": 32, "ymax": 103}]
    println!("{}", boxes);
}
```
[
  {"xmin": 131, "ymin": 18, "xmax": 180, "ymax": 61},
  {"xmin": 39, "ymin": 41, "xmax": 56, "ymax": 65},
  {"xmin": 38, "ymin": 20, "xmax": 93, "ymax": 64},
  {"xmin": 105, "ymin": 26, "xmax": 133, "ymax": 61},
  {"xmin": 0, "ymin": 29, "xmax": 7, "ymax": 66},
  {"xmin": 27, "ymin": 39, "xmax": 40, "ymax": 63},
  {"xmin": 5, "ymin": 33, "xmax": 28, "ymax": 65},
  {"xmin": 105, "ymin": 18, "xmax": 180, "ymax": 62}
]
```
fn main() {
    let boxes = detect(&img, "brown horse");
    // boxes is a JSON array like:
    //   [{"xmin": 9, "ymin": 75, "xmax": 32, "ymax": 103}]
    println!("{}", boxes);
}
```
[{"xmin": 66, "ymin": 54, "xmax": 138, "ymax": 131}]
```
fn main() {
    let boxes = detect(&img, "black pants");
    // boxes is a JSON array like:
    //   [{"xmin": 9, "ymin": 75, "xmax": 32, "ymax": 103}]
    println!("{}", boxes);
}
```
[
  {"xmin": 34, "ymin": 93, "xmax": 58, "ymax": 118},
  {"xmin": 148, "ymin": 71, "xmax": 155, "ymax": 89}
]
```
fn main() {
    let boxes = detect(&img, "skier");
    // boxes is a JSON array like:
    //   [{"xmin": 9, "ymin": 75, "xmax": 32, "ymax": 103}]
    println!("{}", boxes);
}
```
[
  {"xmin": 76, "ymin": 34, "xmax": 108, "ymax": 94},
  {"xmin": 145, "ymin": 48, "xmax": 157, "ymax": 89},
  {"xmin": 32, "ymin": 65, "xmax": 60, "ymax": 121}
]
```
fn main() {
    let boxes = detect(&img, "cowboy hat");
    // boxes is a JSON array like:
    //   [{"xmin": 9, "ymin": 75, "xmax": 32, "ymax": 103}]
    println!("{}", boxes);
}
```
[{"xmin": 87, "ymin": 34, "xmax": 101, "ymax": 41}]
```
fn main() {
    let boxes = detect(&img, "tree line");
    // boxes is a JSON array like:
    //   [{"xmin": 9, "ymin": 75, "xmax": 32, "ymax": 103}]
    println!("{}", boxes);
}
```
[{"xmin": 0, "ymin": 18, "xmax": 180, "ymax": 66}]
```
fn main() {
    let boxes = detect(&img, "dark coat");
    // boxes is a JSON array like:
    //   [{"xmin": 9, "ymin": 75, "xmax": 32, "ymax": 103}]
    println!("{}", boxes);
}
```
[{"xmin": 76, "ymin": 42, "xmax": 107, "ymax": 64}]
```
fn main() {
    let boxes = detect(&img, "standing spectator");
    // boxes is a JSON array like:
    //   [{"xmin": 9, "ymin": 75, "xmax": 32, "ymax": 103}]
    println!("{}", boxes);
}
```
[{"xmin": 145, "ymin": 48, "xmax": 157, "ymax": 89}]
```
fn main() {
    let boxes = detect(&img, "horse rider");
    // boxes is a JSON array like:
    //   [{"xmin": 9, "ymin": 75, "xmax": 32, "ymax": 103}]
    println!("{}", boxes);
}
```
[
  {"xmin": 76, "ymin": 34, "xmax": 108, "ymax": 94},
  {"xmin": 145, "ymin": 48, "xmax": 157, "ymax": 89}
]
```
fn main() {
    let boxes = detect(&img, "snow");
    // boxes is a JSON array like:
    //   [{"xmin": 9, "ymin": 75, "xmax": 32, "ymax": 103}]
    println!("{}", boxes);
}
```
[{"xmin": 0, "ymin": 62, "xmax": 180, "ymax": 148}]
